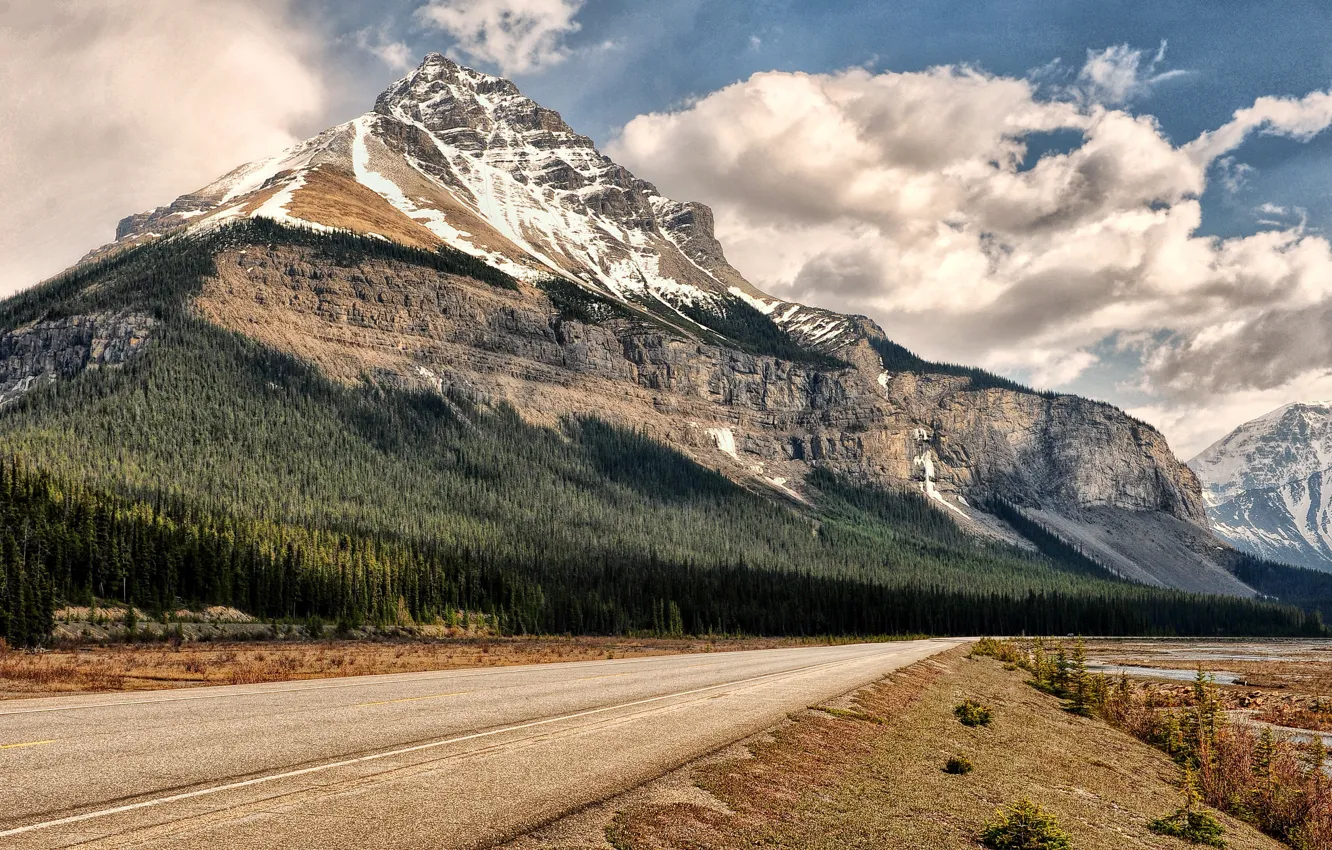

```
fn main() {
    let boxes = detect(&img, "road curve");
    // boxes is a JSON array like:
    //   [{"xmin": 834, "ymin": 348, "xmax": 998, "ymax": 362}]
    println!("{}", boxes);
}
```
[{"xmin": 3, "ymin": 639, "xmax": 961, "ymax": 849}]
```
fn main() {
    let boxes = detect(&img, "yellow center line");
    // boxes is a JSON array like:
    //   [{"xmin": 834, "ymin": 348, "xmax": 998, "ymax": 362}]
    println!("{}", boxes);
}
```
[
  {"xmin": 356, "ymin": 691, "xmax": 469, "ymax": 707},
  {"xmin": 575, "ymin": 672, "xmax": 635, "ymax": 681},
  {"xmin": 0, "ymin": 740, "xmax": 54, "ymax": 751}
]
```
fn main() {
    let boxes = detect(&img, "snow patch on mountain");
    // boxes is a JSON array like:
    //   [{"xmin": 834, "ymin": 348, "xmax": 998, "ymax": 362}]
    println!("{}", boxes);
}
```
[
  {"xmin": 351, "ymin": 117, "xmax": 439, "ymax": 235},
  {"xmin": 249, "ymin": 169, "xmax": 332, "ymax": 233},
  {"xmin": 1191, "ymin": 402, "xmax": 1332, "ymax": 503},
  {"xmin": 108, "ymin": 52, "xmax": 854, "ymax": 358},
  {"xmin": 707, "ymin": 427, "xmax": 738, "ymax": 459},
  {"xmin": 914, "ymin": 446, "xmax": 966, "ymax": 516}
]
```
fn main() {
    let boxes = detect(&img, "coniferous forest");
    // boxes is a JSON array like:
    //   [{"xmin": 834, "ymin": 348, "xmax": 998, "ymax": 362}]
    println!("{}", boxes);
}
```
[{"xmin": 1, "ymin": 222, "xmax": 1328, "ymax": 646}]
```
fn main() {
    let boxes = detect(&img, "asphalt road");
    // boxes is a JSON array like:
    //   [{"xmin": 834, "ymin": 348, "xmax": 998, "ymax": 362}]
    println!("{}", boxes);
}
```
[{"xmin": 1, "ymin": 639, "xmax": 960, "ymax": 849}]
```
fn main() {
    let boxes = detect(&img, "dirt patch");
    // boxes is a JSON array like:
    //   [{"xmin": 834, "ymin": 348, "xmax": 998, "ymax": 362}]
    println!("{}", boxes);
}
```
[
  {"xmin": 286, "ymin": 166, "xmax": 444, "ymax": 250},
  {"xmin": 514, "ymin": 648, "xmax": 1285, "ymax": 850}
]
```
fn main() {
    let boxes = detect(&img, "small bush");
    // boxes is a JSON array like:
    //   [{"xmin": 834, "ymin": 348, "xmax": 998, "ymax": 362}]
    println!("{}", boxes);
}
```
[
  {"xmin": 944, "ymin": 756, "xmax": 974, "ymax": 775},
  {"xmin": 972, "ymin": 637, "xmax": 1024, "ymax": 664},
  {"xmin": 955, "ymin": 699, "xmax": 994, "ymax": 727},
  {"xmin": 1149, "ymin": 810, "xmax": 1226, "ymax": 847},
  {"xmin": 980, "ymin": 798, "xmax": 1072, "ymax": 850},
  {"xmin": 1150, "ymin": 767, "xmax": 1226, "ymax": 847}
]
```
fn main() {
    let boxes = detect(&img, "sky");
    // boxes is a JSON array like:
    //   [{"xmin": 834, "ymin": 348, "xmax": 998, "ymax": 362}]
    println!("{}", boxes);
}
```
[{"xmin": 6, "ymin": 0, "xmax": 1332, "ymax": 457}]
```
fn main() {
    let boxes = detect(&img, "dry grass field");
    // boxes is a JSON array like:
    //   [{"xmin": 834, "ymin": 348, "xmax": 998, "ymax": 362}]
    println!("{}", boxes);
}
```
[{"xmin": 0, "ymin": 635, "xmax": 854, "ymax": 699}]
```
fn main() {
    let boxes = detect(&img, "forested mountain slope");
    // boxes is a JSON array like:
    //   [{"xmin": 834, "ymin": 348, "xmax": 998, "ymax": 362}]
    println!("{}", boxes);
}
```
[
  {"xmin": 62, "ymin": 53, "xmax": 1240, "ymax": 596},
  {"xmin": 0, "ymin": 224, "xmax": 1326, "ymax": 646}
]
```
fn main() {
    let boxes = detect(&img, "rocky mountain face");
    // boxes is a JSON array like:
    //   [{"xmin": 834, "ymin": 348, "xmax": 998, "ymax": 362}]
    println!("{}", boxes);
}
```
[
  {"xmin": 0, "ymin": 311, "xmax": 153, "ymax": 406},
  {"xmin": 1190, "ymin": 403, "xmax": 1332, "ymax": 572},
  {"xmin": 25, "ymin": 54, "xmax": 1246, "ymax": 596}
]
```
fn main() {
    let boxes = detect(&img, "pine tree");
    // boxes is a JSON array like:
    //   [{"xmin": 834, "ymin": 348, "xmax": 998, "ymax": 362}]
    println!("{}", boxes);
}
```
[{"xmin": 1067, "ymin": 637, "xmax": 1094, "ymax": 715}]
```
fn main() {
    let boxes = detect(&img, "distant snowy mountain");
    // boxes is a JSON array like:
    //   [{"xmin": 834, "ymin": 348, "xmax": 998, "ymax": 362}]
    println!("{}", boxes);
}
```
[
  {"xmin": 108, "ymin": 53, "xmax": 850, "ymax": 352},
  {"xmin": 1189, "ymin": 402, "xmax": 1332, "ymax": 571}
]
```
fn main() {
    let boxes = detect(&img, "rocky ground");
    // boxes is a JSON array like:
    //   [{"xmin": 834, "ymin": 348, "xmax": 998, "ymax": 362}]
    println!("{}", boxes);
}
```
[{"xmin": 1085, "ymin": 638, "xmax": 1332, "ymax": 735}]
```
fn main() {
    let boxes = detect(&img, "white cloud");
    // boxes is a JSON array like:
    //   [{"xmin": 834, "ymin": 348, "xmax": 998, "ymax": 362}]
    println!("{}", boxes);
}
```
[
  {"xmin": 415, "ymin": 0, "xmax": 584, "ymax": 75},
  {"xmin": 608, "ymin": 60, "xmax": 1332, "ymax": 457},
  {"xmin": 1185, "ymin": 88, "xmax": 1332, "ymax": 165},
  {"xmin": 1076, "ymin": 41, "xmax": 1188, "ymax": 105},
  {"xmin": 1215, "ymin": 156, "xmax": 1255, "ymax": 193},
  {"xmin": 353, "ymin": 26, "xmax": 415, "ymax": 73},
  {"xmin": 1253, "ymin": 201, "xmax": 1303, "ymax": 229},
  {"xmin": 0, "ymin": 0, "xmax": 324, "ymax": 295}
]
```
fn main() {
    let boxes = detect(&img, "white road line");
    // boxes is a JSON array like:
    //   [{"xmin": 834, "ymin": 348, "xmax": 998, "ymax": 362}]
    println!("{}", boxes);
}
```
[
  {"xmin": 0, "ymin": 678, "xmax": 457, "ymax": 716},
  {"xmin": 0, "ymin": 651, "xmax": 894, "ymax": 839},
  {"xmin": 0, "ymin": 739, "xmax": 54, "ymax": 750}
]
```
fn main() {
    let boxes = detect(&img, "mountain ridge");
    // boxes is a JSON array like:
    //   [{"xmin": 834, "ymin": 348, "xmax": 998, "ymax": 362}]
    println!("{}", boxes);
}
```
[{"xmin": 105, "ymin": 53, "xmax": 854, "ymax": 355}]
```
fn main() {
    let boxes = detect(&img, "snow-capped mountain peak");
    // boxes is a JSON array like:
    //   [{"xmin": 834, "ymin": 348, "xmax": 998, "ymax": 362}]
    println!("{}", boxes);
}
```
[
  {"xmin": 110, "ymin": 53, "xmax": 851, "ymax": 351},
  {"xmin": 1191, "ymin": 401, "xmax": 1332, "ymax": 503},
  {"xmin": 1189, "ymin": 401, "xmax": 1332, "ymax": 571}
]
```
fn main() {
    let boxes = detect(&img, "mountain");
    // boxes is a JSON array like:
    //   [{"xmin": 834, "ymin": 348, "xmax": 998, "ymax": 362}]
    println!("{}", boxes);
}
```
[
  {"xmin": 95, "ymin": 54, "xmax": 1243, "ymax": 593},
  {"xmin": 109, "ymin": 53, "xmax": 851, "ymax": 353},
  {"xmin": 1190, "ymin": 402, "xmax": 1332, "ymax": 571},
  {"xmin": 6, "ymin": 54, "xmax": 1330, "ymax": 645}
]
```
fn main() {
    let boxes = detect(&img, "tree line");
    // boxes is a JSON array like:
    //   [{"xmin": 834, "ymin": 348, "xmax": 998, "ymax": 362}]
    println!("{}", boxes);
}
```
[{"xmin": 1, "ymin": 453, "xmax": 1325, "ymax": 647}]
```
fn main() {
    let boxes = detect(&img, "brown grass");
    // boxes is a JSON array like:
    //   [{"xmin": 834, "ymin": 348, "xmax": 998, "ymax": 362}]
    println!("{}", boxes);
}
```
[
  {"xmin": 0, "ymin": 636, "xmax": 867, "ymax": 700},
  {"xmin": 979, "ymin": 638, "xmax": 1332, "ymax": 848},
  {"xmin": 1083, "ymin": 640, "xmax": 1332, "ymax": 689},
  {"xmin": 1256, "ymin": 701, "xmax": 1332, "ymax": 733},
  {"xmin": 603, "ymin": 650, "xmax": 1285, "ymax": 850},
  {"xmin": 1105, "ymin": 657, "xmax": 1332, "ymax": 695},
  {"xmin": 286, "ymin": 167, "xmax": 443, "ymax": 250},
  {"xmin": 1105, "ymin": 681, "xmax": 1332, "ymax": 848},
  {"xmin": 1100, "ymin": 677, "xmax": 1332, "ymax": 734}
]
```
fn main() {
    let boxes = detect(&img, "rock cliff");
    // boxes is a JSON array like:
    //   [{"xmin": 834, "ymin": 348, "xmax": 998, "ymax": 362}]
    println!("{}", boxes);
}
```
[
  {"xmin": 0, "ymin": 311, "xmax": 153, "ymax": 407},
  {"xmin": 177, "ymin": 241, "xmax": 1235, "ymax": 592}
]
